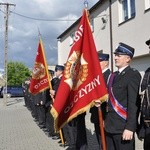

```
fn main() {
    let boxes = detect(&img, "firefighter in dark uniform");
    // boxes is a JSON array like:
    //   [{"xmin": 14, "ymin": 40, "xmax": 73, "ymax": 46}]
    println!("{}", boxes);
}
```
[
  {"xmin": 49, "ymin": 65, "xmax": 69, "ymax": 144},
  {"xmin": 105, "ymin": 43, "xmax": 141, "ymax": 150},
  {"xmin": 90, "ymin": 52, "xmax": 111, "ymax": 149},
  {"xmin": 139, "ymin": 38, "xmax": 150, "ymax": 150},
  {"xmin": 34, "ymin": 91, "xmax": 46, "ymax": 129},
  {"xmin": 45, "ymin": 70, "xmax": 55, "ymax": 137},
  {"xmin": 22, "ymin": 79, "xmax": 30, "ymax": 108}
]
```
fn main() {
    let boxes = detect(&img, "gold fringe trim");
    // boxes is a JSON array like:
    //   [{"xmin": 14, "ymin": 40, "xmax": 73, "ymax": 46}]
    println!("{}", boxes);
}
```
[{"xmin": 50, "ymin": 94, "xmax": 108, "ymax": 131}]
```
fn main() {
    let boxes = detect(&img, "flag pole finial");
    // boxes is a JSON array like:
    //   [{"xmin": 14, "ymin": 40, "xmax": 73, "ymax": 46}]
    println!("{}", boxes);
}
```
[{"xmin": 84, "ymin": 0, "xmax": 88, "ymax": 9}]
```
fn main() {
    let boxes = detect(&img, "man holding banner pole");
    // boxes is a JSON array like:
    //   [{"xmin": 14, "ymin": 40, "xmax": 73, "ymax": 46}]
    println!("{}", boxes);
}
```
[
  {"xmin": 29, "ymin": 37, "xmax": 65, "ymax": 145},
  {"xmin": 90, "ymin": 52, "xmax": 111, "ymax": 149},
  {"xmin": 105, "ymin": 43, "xmax": 141, "ymax": 150},
  {"xmin": 50, "ymin": 65, "xmax": 69, "ymax": 147}
]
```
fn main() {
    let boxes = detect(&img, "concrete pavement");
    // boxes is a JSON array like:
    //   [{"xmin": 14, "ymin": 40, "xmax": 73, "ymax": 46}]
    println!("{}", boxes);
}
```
[{"xmin": 0, "ymin": 97, "xmax": 143, "ymax": 150}]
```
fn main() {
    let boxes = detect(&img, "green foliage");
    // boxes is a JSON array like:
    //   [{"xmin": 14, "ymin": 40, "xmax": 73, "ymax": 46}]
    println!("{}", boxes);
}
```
[{"xmin": 7, "ymin": 61, "xmax": 31, "ymax": 86}]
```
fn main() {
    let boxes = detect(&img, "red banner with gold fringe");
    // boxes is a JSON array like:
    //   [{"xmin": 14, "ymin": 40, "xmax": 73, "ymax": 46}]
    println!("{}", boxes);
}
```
[
  {"xmin": 29, "ymin": 38, "xmax": 51, "ymax": 95},
  {"xmin": 51, "ymin": 9, "xmax": 108, "ymax": 131}
]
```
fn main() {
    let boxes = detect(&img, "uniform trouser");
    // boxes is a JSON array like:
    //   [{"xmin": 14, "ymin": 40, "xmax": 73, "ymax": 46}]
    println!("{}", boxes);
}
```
[
  {"xmin": 144, "ymin": 127, "xmax": 150, "ymax": 150},
  {"xmin": 37, "ymin": 105, "xmax": 46, "ymax": 126},
  {"xmin": 76, "ymin": 114, "xmax": 88, "ymax": 150},
  {"xmin": 24, "ymin": 94, "xmax": 27, "ymax": 106},
  {"xmin": 30, "ymin": 100, "xmax": 35, "ymax": 117},
  {"xmin": 94, "ymin": 123, "xmax": 102, "ymax": 149},
  {"xmin": 45, "ymin": 107, "xmax": 54, "ymax": 135},
  {"xmin": 32, "ymin": 104, "xmax": 38, "ymax": 120},
  {"xmin": 67, "ymin": 124, "xmax": 77, "ymax": 147},
  {"xmin": 27, "ymin": 96, "xmax": 31, "ymax": 109},
  {"xmin": 106, "ymin": 132, "xmax": 135, "ymax": 150}
]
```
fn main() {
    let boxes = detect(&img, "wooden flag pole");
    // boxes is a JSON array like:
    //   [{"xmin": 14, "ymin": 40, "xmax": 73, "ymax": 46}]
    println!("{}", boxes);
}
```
[
  {"xmin": 59, "ymin": 129, "xmax": 65, "ymax": 146},
  {"xmin": 51, "ymin": 99, "xmax": 65, "ymax": 146},
  {"xmin": 98, "ymin": 106, "xmax": 107, "ymax": 150}
]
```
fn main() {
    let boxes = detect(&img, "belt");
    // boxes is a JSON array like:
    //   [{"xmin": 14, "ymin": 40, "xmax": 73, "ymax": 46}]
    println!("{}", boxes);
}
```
[{"xmin": 144, "ymin": 120, "xmax": 150, "ymax": 128}]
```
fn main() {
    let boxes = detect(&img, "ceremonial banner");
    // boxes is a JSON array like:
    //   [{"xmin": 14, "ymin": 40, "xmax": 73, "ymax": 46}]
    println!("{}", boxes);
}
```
[
  {"xmin": 29, "ymin": 38, "xmax": 51, "ymax": 95},
  {"xmin": 51, "ymin": 9, "xmax": 108, "ymax": 131}
]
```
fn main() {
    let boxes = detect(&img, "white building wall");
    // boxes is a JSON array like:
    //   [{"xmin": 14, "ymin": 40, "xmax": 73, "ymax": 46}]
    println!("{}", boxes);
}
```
[
  {"xmin": 57, "ymin": 0, "xmax": 150, "ymax": 73},
  {"xmin": 111, "ymin": 0, "xmax": 150, "ymax": 56},
  {"xmin": 92, "ymin": 2, "xmax": 110, "ymax": 54},
  {"xmin": 131, "ymin": 55, "xmax": 150, "ymax": 76},
  {"xmin": 58, "ymin": 28, "xmax": 78, "ymax": 65}
]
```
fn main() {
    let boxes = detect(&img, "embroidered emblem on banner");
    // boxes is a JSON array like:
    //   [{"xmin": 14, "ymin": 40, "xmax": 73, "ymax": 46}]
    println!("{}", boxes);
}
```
[
  {"xmin": 64, "ymin": 51, "xmax": 88, "ymax": 90},
  {"xmin": 32, "ymin": 62, "xmax": 46, "ymax": 79}
]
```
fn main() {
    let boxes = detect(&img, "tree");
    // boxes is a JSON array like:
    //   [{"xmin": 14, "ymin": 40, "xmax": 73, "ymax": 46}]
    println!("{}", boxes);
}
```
[{"xmin": 7, "ymin": 61, "xmax": 31, "ymax": 86}]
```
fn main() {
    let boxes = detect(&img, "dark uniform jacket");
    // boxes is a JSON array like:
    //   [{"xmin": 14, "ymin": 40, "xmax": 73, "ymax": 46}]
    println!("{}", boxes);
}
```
[
  {"xmin": 141, "ymin": 67, "xmax": 150, "ymax": 91},
  {"xmin": 51, "ymin": 77, "xmax": 61, "ymax": 95},
  {"xmin": 44, "ymin": 77, "xmax": 61, "ymax": 108},
  {"xmin": 105, "ymin": 66, "xmax": 141, "ymax": 134},
  {"xmin": 45, "ymin": 88, "xmax": 53, "ymax": 107},
  {"xmin": 33, "ymin": 91, "xmax": 46, "ymax": 105},
  {"xmin": 90, "ymin": 68, "xmax": 111, "ymax": 123}
]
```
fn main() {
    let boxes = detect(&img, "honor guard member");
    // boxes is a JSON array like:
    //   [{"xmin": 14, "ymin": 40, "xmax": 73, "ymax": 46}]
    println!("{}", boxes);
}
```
[
  {"xmin": 34, "ymin": 91, "xmax": 46, "ymax": 129},
  {"xmin": 139, "ymin": 38, "xmax": 150, "ymax": 150},
  {"xmin": 45, "ymin": 69, "xmax": 55, "ymax": 137},
  {"xmin": 105, "ymin": 43, "xmax": 141, "ymax": 150},
  {"xmin": 90, "ymin": 52, "xmax": 111, "ymax": 148},
  {"xmin": 49, "ymin": 65, "xmax": 67, "ymax": 143},
  {"xmin": 50, "ymin": 65, "xmax": 64, "ymax": 98}
]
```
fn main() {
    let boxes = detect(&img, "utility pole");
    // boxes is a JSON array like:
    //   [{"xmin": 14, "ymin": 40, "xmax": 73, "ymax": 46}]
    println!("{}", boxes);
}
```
[{"xmin": 0, "ymin": 3, "xmax": 15, "ymax": 106}]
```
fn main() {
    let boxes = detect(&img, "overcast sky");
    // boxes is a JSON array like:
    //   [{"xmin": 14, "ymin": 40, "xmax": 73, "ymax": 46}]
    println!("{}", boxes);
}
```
[{"xmin": 0, "ymin": 0, "xmax": 98, "ymax": 69}]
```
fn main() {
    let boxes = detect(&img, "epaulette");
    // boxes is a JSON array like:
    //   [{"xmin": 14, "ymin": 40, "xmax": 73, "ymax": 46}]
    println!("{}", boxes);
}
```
[{"xmin": 132, "ymin": 68, "xmax": 137, "ymax": 72}]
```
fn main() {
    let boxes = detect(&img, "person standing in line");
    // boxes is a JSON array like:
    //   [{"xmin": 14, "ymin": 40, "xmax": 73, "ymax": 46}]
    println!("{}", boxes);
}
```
[
  {"xmin": 138, "ymin": 38, "xmax": 150, "ymax": 150},
  {"xmin": 90, "ymin": 52, "xmax": 111, "ymax": 149},
  {"xmin": 105, "ymin": 43, "xmax": 141, "ymax": 150},
  {"xmin": 22, "ymin": 78, "xmax": 30, "ymax": 108},
  {"xmin": 75, "ymin": 112, "xmax": 88, "ymax": 150},
  {"xmin": 50, "ymin": 65, "xmax": 70, "ymax": 147},
  {"xmin": 33, "ymin": 90, "xmax": 46, "ymax": 129},
  {"xmin": 44, "ymin": 69, "xmax": 56, "ymax": 137}
]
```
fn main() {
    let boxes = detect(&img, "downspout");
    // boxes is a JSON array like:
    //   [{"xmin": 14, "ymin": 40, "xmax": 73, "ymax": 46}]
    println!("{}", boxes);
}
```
[{"xmin": 109, "ymin": 0, "xmax": 114, "ymax": 72}]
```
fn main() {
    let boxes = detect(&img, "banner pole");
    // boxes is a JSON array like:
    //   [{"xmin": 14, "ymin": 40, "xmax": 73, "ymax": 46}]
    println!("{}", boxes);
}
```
[
  {"xmin": 98, "ymin": 106, "xmax": 107, "ymax": 150},
  {"xmin": 59, "ymin": 129, "xmax": 65, "ymax": 146}
]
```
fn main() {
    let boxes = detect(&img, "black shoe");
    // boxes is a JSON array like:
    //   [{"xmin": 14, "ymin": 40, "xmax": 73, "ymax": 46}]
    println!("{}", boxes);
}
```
[
  {"xmin": 34, "ymin": 118, "xmax": 38, "ymax": 122},
  {"xmin": 58, "ymin": 140, "xmax": 61, "ymax": 143},
  {"xmin": 39, "ymin": 124, "xmax": 46, "ymax": 129},
  {"xmin": 66, "ymin": 147, "xmax": 76, "ymax": 150},
  {"xmin": 59, "ymin": 142, "xmax": 69, "ymax": 147},
  {"xmin": 42, "ymin": 128, "xmax": 48, "ymax": 132},
  {"xmin": 64, "ymin": 142, "xmax": 69, "ymax": 147},
  {"xmin": 52, "ymin": 136, "xmax": 60, "ymax": 140},
  {"xmin": 59, "ymin": 143, "xmax": 66, "ymax": 147},
  {"xmin": 45, "ymin": 132, "xmax": 52, "ymax": 137}
]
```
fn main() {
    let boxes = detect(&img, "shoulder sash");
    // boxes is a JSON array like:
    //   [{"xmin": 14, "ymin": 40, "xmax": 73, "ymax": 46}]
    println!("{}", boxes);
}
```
[{"xmin": 108, "ymin": 73, "xmax": 127, "ymax": 120}]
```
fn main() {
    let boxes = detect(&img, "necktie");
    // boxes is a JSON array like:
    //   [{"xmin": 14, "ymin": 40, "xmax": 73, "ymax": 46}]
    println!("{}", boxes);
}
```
[{"xmin": 114, "ymin": 71, "xmax": 119, "ymax": 82}]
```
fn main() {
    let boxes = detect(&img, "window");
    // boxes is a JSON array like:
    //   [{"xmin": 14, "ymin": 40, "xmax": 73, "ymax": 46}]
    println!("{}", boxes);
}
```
[
  {"xmin": 145, "ymin": 0, "xmax": 150, "ymax": 10},
  {"xmin": 118, "ymin": 0, "xmax": 136, "ymax": 23}
]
